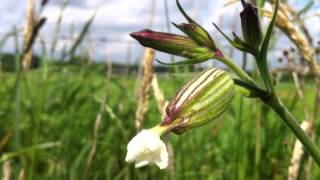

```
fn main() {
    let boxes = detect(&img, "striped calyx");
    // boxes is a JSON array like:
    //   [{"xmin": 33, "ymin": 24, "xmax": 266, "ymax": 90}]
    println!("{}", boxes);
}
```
[
  {"xmin": 130, "ymin": 29, "xmax": 209, "ymax": 59},
  {"xmin": 162, "ymin": 68, "xmax": 235, "ymax": 134}
]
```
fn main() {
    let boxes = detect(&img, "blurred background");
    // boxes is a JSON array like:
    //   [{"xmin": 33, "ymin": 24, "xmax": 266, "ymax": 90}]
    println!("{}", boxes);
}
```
[
  {"xmin": 1, "ymin": 0, "xmax": 319, "ymax": 66},
  {"xmin": 0, "ymin": 0, "xmax": 320, "ymax": 179}
]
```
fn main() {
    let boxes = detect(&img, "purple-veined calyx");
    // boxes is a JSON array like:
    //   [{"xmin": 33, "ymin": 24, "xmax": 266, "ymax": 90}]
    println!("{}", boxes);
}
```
[{"xmin": 162, "ymin": 68, "xmax": 235, "ymax": 133}]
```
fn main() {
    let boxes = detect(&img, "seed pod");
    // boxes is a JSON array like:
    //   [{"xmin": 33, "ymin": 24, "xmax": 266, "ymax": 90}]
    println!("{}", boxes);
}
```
[{"xmin": 162, "ymin": 68, "xmax": 235, "ymax": 133}]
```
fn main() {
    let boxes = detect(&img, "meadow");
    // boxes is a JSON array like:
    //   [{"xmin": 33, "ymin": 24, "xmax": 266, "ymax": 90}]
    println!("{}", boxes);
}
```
[
  {"xmin": 1, "ymin": 0, "xmax": 320, "ymax": 179},
  {"xmin": 0, "ymin": 63, "xmax": 319, "ymax": 179}
]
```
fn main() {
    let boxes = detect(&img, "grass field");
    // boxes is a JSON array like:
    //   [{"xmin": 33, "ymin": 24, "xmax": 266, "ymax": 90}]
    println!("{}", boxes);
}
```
[
  {"xmin": 0, "ymin": 64, "xmax": 319, "ymax": 179},
  {"xmin": 0, "ymin": 0, "xmax": 319, "ymax": 179}
]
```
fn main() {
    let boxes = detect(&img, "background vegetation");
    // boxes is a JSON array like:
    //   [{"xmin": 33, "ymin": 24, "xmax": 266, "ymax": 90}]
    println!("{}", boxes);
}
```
[{"xmin": 0, "ymin": 0, "xmax": 320, "ymax": 179}]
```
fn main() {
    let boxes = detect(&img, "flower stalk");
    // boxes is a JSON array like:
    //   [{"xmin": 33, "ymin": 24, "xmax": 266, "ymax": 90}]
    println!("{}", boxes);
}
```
[
  {"xmin": 127, "ymin": 0, "xmax": 320, "ymax": 169},
  {"xmin": 264, "ymin": 96, "xmax": 320, "ymax": 165},
  {"xmin": 216, "ymin": 55, "xmax": 256, "ymax": 86},
  {"xmin": 252, "ymin": 0, "xmax": 320, "ymax": 166}
]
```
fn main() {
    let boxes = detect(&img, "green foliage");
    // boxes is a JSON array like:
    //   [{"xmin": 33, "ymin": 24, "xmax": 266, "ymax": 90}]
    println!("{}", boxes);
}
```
[
  {"xmin": 0, "ymin": 65, "xmax": 320, "ymax": 179},
  {"xmin": 0, "ymin": 53, "xmax": 41, "ymax": 71}
]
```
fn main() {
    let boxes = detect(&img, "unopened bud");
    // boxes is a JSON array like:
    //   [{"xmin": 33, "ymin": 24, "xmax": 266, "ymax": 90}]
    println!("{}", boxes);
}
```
[
  {"xmin": 240, "ymin": 2, "xmax": 263, "ymax": 49},
  {"xmin": 173, "ymin": 23, "xmax": 216, "ymax": 50},
  {"xmin": 130, "ymin": 29, "xmax": 208, "ymax": 58},
  {"xmin": 161, "ymin": 68, "xmax": 235, "ymax": 133}
]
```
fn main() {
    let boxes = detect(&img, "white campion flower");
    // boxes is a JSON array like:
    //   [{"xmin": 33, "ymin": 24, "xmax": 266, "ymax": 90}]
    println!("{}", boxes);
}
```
[
  {"xmin": 125, "ymin": 129, "xmax": 168, "ymax": 169},
  {"xmin": 125, "ymin": 68, "xmax": 235, "ymax": 169}
]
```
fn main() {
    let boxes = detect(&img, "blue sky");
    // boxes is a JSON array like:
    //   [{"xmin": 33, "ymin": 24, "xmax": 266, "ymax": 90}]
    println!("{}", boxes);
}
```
[{"xmin": 0, "ymin": 0, "xmax": 319, "ymax": 67}]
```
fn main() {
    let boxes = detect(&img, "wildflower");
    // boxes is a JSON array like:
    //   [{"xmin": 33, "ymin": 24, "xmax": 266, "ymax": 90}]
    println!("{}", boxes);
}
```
[
  {"xmin": 162, "ymin": 68, "xmax": 235, "ymax": 133},
  {"xmin": 125, "ymin": 127, "xmax": 169, "ymax": 169},
  {"xmin": 130, "ymin": 29, "xmax": 209, "ymax": 59},
  {"xmin": 125, "ymin": 68, "xmax": 235, "ymax": 169}
]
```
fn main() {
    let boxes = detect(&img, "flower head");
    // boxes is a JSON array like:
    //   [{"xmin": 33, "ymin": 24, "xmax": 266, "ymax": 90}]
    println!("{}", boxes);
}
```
[
  {"xmin": 125, "ymin": 129, "xmax": 168, "ymax": 169},
  {"xmin": 130, "ymin": 29, "xmax": 209, "ymax": 59},
  {"xmin": 162, "ymin": 68, "xmax": 235, "ymax": 133},
  {"xmin": 125, "ymin": 69, "xmax": 235, "ymax": 169}
]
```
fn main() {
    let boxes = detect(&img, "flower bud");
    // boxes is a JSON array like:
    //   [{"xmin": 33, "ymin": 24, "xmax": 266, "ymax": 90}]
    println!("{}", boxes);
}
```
[
  {"xmin": 130, "ymin": 29, "xmax": 208, "ymax": 58},
  {"xmin": 162, "ymin": 68, "xmax": 235, "ymax": 133},
  {"xmin": 173, "ymin": 23, "xmax": 216, "ymax": 50},
  {"xmin": 240, "ymin": 2, "xmax": 263, "ymax": 49}
]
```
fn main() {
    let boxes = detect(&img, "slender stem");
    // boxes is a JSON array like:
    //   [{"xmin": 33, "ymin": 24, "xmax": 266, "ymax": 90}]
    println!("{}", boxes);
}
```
[
  {"xmin": 233, "ymin": 79, "xmax": 268, "ymax": 98},
  {"xmin": 218, "ymin": 56, "xmax": 256, "ymax": 86},
  {"xmin": 153, "ymin": 121, "xmax": 181, "ymax": 136},
  {"xmin": 257, "ymin": 0, "xmax": 279, "ymax": 94},
  {"xmin": 255, "ymin": 58, "xmax": 271, "ymax": 92},
  {"xmin": 235, "ymin": 85, "xmax": 254, "ymax": 97},
  {"xmin": 265, "ymin": 96, "xmax": 320, "ymax": 166},
  {"xmin": 254, "ymin": 19, "xmax": 320, "ymax": 165},
  {"xmin": 259, "ymin": 56, "xmax": 275, "ymax": 95}
]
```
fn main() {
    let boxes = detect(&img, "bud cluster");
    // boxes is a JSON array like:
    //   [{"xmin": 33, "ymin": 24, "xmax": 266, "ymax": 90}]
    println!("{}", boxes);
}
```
[{"xmin": 129, "ymin": 0, "xmax": 222, "ymax": 65}]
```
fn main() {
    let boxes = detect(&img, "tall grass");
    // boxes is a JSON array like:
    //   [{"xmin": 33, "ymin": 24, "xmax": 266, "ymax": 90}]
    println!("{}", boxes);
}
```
[
  {"xmin": 1, "ymin": 65, "xmax": 320, "ymax": 179},
  {"xmin": 0, "ymin": 0, "xmax": 320, "ymax": 179}
]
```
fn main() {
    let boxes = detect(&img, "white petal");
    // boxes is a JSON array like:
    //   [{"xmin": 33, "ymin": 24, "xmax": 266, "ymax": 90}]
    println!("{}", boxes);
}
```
[
  {"xmin": 154, "ymin": 154, "xmax": 168, "ymax": 169},
  {"xmin": 125, "ymin": 129, "xmax": 169, "ymax": 169},
  {"xmin": 155, "ymin": 145, "xmax": 169, "ymax": 169},
  {"xmin": 125, "ymin": 151, "xmax": 134, "ymax": 162},
  {"xmin": 135, "ymin": 160, "xmax": 149, "ymax": 168}
]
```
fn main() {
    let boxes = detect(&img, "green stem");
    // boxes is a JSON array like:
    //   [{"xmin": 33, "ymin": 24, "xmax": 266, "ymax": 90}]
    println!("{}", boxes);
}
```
[
  {"xmin": 265, "ymin": 95, "xmax": 320, "ymax": 166},
  {"xmin": 233, "ymin": 79, "xmax": 268, "ymax": 98},
  {"xmin": 259, "ymin": 56, "xmax": 275, "ymax": 95},
  {"xmin": 218, "ymin": 56, "xmax": 256, "ymax": 86}
]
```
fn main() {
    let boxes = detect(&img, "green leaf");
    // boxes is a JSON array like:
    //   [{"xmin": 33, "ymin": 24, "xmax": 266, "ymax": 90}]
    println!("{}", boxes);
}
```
[
  {"xmin": 213, "ymin": 23, "xmax": 248, "ymax": 52},
  {"xmin": 259, "ymin": 0, "xmax": 279, "ymax": 62},
  {"xmin": 175, "ymin": 1, "xmax": 216, "ymax": 50},
  {"xmin": 232, "ymin": 32, "xmax": 259, "ymax": 56},
  {"xmin": 176, "ymin": 0, "xmax": 195, "ymax": 23},
  {"xmin": 232, "ymin": 32, "xmax": 246, "ymax": 45}
]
